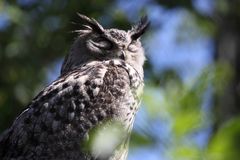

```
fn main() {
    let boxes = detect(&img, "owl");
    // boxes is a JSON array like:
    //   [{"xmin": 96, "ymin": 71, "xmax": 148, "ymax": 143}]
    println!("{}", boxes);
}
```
[{"xmin": 0, "ymin": 14, "xmax": 149, "ymax": 160}]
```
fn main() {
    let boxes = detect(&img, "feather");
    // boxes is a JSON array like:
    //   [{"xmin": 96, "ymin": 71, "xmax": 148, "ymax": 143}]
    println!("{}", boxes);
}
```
[
  {"xmin": 0, "ymin": 60, "xmax": 143, "ymax": 160},
  {"xmin": 130, "ymin": 15, "xmax": 150, "ymax": 40},
  {"xmin": 77, "ymin": 13, "xmax": 104, "ymax": 34}
]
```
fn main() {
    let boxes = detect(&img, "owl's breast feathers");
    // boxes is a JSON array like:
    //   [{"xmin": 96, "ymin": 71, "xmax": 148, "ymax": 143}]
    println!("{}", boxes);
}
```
[{"xmin": 0, "ymin": 59, "xmax": 143, "ymax": 160}]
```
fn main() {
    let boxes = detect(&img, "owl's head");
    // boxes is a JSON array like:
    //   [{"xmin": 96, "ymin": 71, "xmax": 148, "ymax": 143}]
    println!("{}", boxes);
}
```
[{"xmin": 61, "ymin": 14, "xmax": 149, "ymax": 75}]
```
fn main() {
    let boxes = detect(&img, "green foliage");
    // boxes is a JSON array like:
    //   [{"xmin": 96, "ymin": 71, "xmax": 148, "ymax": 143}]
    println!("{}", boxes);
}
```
[
  {"xmin": 86, "ymin": 121, "xmax": 127, "ymax": 159},
  {"xmin": 207, "ymin": 117, "xmax": 240, "ymax": 160},
  {"xmin": 140, "ymin": 62, "xmax": 235, "ymax": 159}
]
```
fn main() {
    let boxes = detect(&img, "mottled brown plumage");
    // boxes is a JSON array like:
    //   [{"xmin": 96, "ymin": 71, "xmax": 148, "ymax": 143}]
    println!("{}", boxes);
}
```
[{"xmin": 0, "ymin": 14, "xmax": 149, "ymax": 160}]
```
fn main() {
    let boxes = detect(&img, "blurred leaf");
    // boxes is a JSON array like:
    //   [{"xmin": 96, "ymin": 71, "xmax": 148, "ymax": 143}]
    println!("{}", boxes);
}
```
[
  {"xmin": 173, "ymin": 110, "xmax": 202, "ymax": 137},
  {"xmin": 207, "ymin": 117, "xmax": 240, "ymax": 160},
  {"xmin": 84, "ymin": 121, "xmax": 127, "ymax": 159},
  {"xmin": 211, "ymin": 62, "xmax": 233, "ymax": 96},
  {"xmin": 143, "ymin": 84, "xmax": 165, "ymax": 118},
  {"xmin": 130, "ymin": 131, "xmax": 154, "ymax": 148},
  {"xmin": 169, "ymin": 145, "xmax": 201, "ymax": 160}
]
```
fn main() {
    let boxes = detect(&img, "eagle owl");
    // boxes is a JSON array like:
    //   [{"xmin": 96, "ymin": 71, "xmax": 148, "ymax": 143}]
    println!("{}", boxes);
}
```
[{"xmin": 0, "ymin": 14, "xmax": 149, "ymax": 160}]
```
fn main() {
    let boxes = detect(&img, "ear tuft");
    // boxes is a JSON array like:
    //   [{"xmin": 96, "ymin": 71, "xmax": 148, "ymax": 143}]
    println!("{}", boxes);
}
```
[
  {"xmin": 77, "ymin": 13, "xmax": 104, "ymax": 34},
  {"xmin": 130, "ymin": 15, "xmax": 150, "ymax": 40}
]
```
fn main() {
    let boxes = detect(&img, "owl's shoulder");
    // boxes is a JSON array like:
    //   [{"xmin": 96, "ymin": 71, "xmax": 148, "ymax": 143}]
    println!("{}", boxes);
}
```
[
  {"xmin": 9, "ymin": 59, "xmax": 139, "ymax": 127},
  {"xmin": 0, "ymin": 59, "xmax": 143, "ymax": 159}
]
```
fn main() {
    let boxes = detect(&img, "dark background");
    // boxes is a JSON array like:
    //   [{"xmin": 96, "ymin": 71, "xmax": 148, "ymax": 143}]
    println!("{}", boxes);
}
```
[{"xmin": 0, "ymin": 0, "xmax": 240, "ymax": 159}]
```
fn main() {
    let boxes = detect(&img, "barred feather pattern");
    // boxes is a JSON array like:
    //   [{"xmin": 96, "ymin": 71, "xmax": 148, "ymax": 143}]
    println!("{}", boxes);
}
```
[{"xmin": 0, "ymin": 59, "xmax": 143, "ymax": 160}]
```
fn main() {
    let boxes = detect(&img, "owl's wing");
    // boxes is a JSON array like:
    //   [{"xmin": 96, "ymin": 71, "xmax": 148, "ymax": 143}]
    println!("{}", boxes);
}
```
[{"xmin": 0, "ymin": 60, "xmax": 141, "ymax": 159}]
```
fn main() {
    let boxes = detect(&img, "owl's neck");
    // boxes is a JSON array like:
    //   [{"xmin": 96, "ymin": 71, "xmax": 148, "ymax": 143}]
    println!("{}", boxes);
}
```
[
  {"xmin": 60, "ymin": 38, "xmax": 93, "ymax": 76},
  {"xmin": 60, "ymin": 50, "xmax": 91, "ymax": 76}
]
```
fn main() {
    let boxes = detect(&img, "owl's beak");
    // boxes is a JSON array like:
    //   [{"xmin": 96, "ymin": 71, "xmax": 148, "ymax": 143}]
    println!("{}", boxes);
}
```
[{"xmin": 119, "ymin": 50, "xmax": 126, "ymax": 60}]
